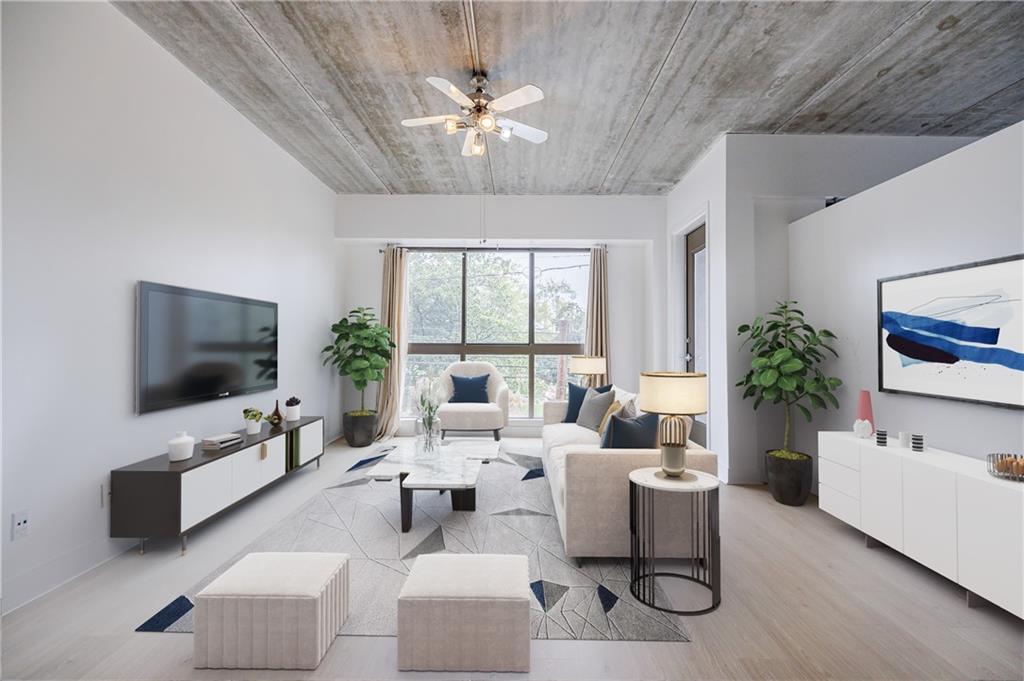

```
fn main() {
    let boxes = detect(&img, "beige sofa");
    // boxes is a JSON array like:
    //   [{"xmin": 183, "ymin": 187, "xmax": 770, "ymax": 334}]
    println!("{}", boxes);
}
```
[{"xmin": 542, "ymin": 399, "xmax": 717, "ymax": 559}]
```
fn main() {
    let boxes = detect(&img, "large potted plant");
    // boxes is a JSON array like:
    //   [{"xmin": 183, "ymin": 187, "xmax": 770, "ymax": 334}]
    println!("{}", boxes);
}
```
[
  {"xmin": 736, "ymin": 300, "xmax": 842, "ymax": 506},
  {"xmin": 322, "ymin": 307, "xmax": 395, "ymax": 447}
]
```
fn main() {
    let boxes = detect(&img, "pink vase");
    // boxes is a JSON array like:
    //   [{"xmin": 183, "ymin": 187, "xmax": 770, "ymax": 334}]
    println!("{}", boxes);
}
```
[{"xmin": 857, "ymin": 390, "xmax": 875, "ymax": 434}]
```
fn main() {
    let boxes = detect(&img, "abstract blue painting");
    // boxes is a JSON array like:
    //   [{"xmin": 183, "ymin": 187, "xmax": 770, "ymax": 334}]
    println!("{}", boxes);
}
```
[{"xmin": 878, "ymin": 254, "xmax": 1023, "ymax": 409}]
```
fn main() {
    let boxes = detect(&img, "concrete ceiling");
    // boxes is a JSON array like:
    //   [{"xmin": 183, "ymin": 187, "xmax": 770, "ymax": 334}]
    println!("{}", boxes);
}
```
[{"xmin": 115, "ymin": 1, "xmax": 1024, "ymax": 195}]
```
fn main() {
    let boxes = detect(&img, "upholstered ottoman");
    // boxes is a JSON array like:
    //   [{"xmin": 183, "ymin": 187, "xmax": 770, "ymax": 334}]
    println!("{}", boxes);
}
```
[
  {"xmin": 193, "ymin": 552, "xmax": 349, "ymax": 670},
  {"xmin": 398, "ymin": 553, "xmax": 530, "ymax": 672}
]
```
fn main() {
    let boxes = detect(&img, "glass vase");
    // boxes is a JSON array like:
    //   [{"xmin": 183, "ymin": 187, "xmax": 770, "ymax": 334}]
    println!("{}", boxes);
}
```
[{"xmin": 415, "ymin": 414, "xmax": 442, "ymax": 458}]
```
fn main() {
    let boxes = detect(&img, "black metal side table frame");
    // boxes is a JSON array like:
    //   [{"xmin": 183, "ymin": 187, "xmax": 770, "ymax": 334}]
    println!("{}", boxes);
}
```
[{"xmin": 629, "ymin": 472, "xmax": 721, "ymax": 615}]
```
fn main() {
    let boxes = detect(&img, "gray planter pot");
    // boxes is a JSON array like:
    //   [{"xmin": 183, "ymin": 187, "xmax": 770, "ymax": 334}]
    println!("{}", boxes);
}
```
[{"xmin": 343, "ymin": 412, "xmax": 377, "ymax": 448}]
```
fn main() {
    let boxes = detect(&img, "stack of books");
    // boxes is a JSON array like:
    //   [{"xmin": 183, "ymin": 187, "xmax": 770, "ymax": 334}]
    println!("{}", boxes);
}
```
[{"xmin": 202, "ymin": 433, "xmax": 244, "ymax": 451}]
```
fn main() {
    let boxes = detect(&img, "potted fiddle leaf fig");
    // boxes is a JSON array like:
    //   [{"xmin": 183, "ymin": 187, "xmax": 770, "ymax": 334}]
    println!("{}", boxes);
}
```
[
  {"xmin": 737, "ymin": 300, "xmax": 842, "ymax": 506},
  {"xmin": 322, "ymin": 307, "xmax": 395, "ymax": 447}
]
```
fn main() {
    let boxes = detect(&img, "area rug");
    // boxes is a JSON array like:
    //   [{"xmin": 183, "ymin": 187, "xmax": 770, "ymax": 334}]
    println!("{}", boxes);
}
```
[{"xmin": 139, "ymin": 440, "xmax": 689, "ymax": 642}]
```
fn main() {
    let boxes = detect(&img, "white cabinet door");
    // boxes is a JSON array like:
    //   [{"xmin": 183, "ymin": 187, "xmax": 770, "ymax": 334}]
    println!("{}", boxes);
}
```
[
  {"xmin": 180, "ymin": 456, "xmax": 233, "ymax": 532},
  {"xmin": 261, "ymin": 436, "xmax": 287, "ymax": 486},
  {"xmin": 859, "ymin": 445, "xmax": 903, "ymax": 551},
  {"xmin": 298, "ymin": 421, "xmax": 324, "ymax": 466},
  {"xmin": 818, "ymin": 432, "xmax": 860, "ymax": 470},
  {"xmin": 902, "ymin": 457, "xmax": 957, "ymax": 581},
  {"xmin": 957, "ymin": 474, "xmax": 1023, "ymax": 617},
  {"xmin": 231, "ymin": 444, "xmax": 264, "ymax": 502}
]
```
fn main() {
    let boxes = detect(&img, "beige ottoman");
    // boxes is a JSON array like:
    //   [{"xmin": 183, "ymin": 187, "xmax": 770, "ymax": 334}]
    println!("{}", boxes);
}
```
[
  {"xmin": 193, "ymin": 552, "xmax": 349, "ymax": 670},
  {"xmin": 398, "ymin": 553, "xmax": 530, "ymax": 672}
]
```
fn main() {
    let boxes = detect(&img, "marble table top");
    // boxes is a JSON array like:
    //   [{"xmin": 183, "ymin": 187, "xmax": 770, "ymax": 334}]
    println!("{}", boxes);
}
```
[
  {"xmin": 364, "ymin": 438, "xmax": 500, "ymax": 490},
  {"xmin": 628, "ymin": 467, "xmax": 720, "ymax": 493}
]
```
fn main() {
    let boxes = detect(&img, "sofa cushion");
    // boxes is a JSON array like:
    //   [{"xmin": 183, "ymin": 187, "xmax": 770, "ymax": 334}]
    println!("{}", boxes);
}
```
[
  {"xmin": 438, "ymin": 402, "xmax": 502, "ymax": 430},
  {"xmin": 577, "ymin": 388, "xmax": 616, "ymax": 431},
  {"xmin": 601, "ymin": 411, "xmax": 660, "ymax": 449},
  {"xmin": 546, "ymin": 445, "xmax": 571, "ymax": 506},
  {"xmin": 450, "ymin": 374, "xmax": 489, "ymax": 403},
  {"xmin": 542, "ymin": 422, "xmax": 601, "ymax": 453},
  {"xmin": 563, "ymin": 382, "xmax": 612, "ymax": 423}
]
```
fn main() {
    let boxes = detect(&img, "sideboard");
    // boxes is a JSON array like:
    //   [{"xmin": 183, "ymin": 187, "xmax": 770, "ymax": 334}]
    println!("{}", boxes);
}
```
[
  {"xmin": 818, "ymin": 431, "xmax": 1022, "ymax": 618},
  {"xmin": 110, "ymin": 416, "xmax": 324, "ymax": 553}
]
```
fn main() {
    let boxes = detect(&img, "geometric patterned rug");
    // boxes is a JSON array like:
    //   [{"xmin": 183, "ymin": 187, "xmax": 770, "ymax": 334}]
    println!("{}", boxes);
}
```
[{"xmin": 138, "ymin": 438, "xmax": 689, "ymax": 642}]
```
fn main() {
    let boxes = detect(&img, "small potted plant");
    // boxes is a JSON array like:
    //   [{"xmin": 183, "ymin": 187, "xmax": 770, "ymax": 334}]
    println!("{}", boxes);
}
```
[
  {"xmin": 737, "ymin": 300, "xmax": 842, "ymax": 506},
  {"xmin": 285, "ymin": 396, "xmax": 301, "ymax": 422},
  {"xmin": 322, "ymin": 307, "xmax": 395, "ymax": 447},
  {"xmin": 243, "ymin": 407, "xmax": 263, "ymax": 435}
]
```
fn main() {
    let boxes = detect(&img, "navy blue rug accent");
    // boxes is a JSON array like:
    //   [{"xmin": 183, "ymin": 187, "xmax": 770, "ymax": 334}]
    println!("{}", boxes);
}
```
[
  {"xmin": 137, "ymin": 595, "xmax": 192, "ymax": 632},
  {"xmin": 597, "ymin": 584, "xmax": 619, "ymax": 613},
  {"xmin": 522, "ymin": 467, "xmax": 545, "ymax": 481},
  {"xmin": 530, "ymin": 580, "xmax": 546, "ymax": 609},
  {"xmin": 346, "ymin": 453, "xmax": 386, "ymax": 472}
]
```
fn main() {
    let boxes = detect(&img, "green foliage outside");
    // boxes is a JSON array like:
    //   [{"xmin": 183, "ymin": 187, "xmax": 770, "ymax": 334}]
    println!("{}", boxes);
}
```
[
  {"xmin": 404, "ymin": 251, "xmax": 588, "ymax": 416},
  {"xmin": 322, "ymin": 307, "xmax": 395, "ymax": 414},
  {"xmin": 736, "ymin": 300, "xmax": 842, "ymax": 459}
]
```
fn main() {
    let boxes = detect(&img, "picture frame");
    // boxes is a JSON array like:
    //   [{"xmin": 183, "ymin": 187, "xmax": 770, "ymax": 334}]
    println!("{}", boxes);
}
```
[{"xmin": 877, "ymin": 253, "xmax": 1024, "ymax": 410}]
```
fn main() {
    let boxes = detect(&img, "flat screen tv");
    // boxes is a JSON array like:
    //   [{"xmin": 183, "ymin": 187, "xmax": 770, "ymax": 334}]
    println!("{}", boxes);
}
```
[{"xmin": 136, "ymin": 282, "xmax": 277, "ymax": 414}]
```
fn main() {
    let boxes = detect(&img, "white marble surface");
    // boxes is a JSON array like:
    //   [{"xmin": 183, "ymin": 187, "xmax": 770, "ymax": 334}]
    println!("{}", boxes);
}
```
[
  {"xmin": 628, "ymin": 467, "xmax": 720, "ymax": 493},
  {"xmin": 364, "ymin": 438, "xmax": 499, "ymax": 490}
]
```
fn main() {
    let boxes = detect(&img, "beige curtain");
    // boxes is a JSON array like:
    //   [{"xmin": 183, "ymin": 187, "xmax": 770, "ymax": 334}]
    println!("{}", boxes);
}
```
[
  {"xmin": 585, "ymin": 245, "xmax": 610, "ymax": 386},
  {"xmin": 375, "ymin": 246, "xmax": 407, "ymax": 440}
]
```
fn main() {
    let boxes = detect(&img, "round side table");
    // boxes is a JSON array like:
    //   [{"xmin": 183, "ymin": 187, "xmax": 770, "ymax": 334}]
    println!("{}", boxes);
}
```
[{"xmin": 629, "ymin": 467, "xmax": 721, "ymax": 615}]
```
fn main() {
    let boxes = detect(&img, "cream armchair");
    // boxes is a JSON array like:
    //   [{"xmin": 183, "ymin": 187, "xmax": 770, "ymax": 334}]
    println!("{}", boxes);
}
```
[{"xmin": 437, "ymin": 361, "xmax": 510, "ymax": 441}]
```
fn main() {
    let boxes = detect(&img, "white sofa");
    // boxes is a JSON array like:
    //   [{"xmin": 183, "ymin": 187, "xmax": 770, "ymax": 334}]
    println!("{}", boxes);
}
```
[
  {"xmin": 541, "ymin": 398, "xmax": 717, "ymax": 559},
  {"xmin": 437, "ymin": 361, "xmax": 509, "ymax": 441}
]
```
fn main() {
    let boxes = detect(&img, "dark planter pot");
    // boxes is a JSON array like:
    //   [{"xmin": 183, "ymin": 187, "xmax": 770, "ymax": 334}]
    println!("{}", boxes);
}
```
[
  {"xmin": 343, "ymin": 412, "xmax": 377, "ymax": 447},
  {"xmin": 766, "ymin": 450, "xmax": 813, "ymax": 506}
]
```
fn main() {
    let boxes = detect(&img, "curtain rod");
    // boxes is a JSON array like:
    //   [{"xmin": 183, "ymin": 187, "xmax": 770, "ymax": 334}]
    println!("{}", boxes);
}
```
[{"xmin": 377, "ymin": 245, "xmax": 597, "ymax": 254}]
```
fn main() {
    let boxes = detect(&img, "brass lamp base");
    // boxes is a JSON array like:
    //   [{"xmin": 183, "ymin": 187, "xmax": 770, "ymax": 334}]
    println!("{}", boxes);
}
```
[{"xmin": 659, "ymin": 414, "xmax": 690, "ymax": 477}]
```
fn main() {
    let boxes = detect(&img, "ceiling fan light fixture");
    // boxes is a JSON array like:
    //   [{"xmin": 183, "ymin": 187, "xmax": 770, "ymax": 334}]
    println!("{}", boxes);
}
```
[
  {"xmin": 470, "ymin": 133, "xmax": 486, "ymax": 156},
  {"xmin": 478, "ymin": 113, "xmax": 497, "ymax": 132},
  {"xmin": 499, "ymin": 126, "xmax": 512, "ymax": 142},
  {"xmin": 444, "ymin": 118, "xmax": 459, "ymax": 135}
]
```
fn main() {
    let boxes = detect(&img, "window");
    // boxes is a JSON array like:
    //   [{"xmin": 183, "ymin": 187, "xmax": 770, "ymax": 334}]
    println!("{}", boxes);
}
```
[{"xmin": 404, "ymin": 249, "xmax": 589, "ymax": 418}]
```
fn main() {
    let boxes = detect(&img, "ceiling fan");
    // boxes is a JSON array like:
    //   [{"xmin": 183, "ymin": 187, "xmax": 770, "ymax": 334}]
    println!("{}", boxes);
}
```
[{"xmin": 401, "ymin": 74, "xmax": 548, "ymax": 157}]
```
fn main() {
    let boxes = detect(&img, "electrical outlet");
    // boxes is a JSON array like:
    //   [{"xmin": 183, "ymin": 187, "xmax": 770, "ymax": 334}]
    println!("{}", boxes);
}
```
[{"xmin": 11, "ymin": 510, "xmax": 30, "ymax": 541}]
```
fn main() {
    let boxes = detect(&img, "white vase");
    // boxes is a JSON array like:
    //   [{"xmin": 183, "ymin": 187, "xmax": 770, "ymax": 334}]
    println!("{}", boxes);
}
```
[
  {"xmin": 168, "ymin": 431, "xmax": 195, "ymax": 462},
  {"xmin": 285, "ymin": 405, "xmax": 301, "ymax": 422},
  {"xmin": 245, "ymin": 420, "xmax": 261, "ymax": 435}
]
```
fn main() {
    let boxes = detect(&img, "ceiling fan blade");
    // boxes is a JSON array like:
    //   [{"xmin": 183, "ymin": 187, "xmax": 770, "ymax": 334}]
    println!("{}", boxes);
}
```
[
  {"xmin": 497, "ymin": 118, "xmax": 548, "ymax": 144},
  {"xmin": 461, "ymin": 129, "xmax": 476, "ymax": 156},
  {"xmin": 426, "ymin": 76, "xmax": 475, "ymax": 109},
  {"xmin": 401, "ymin": 114, "xmax": 457, "ymax": 127},
  {"xmin": 488, "ymin": 84, "xmax": 544, "ymax": 114}
]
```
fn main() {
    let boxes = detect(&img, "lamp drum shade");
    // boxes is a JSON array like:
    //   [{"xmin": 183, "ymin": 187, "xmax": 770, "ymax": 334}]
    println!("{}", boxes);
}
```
[
  {"xmin": 638, "ymin": 372, "xmax": 707, "ymax": 415},
  {"xmin": 569, "ymin": 356, "xmax": 607, "ymax": 376}
]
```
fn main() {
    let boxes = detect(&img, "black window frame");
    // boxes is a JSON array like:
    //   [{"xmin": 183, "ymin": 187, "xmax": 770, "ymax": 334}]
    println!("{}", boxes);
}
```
[{"xmin": 406, "ymin": 247, "xmax": 589, "ymax": 418}]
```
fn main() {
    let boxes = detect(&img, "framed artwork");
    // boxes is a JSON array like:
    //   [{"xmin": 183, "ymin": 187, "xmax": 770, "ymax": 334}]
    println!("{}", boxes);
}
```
[{"xmin": 878, "ymin": 253, "xmax": 1024, "ymax": 409}]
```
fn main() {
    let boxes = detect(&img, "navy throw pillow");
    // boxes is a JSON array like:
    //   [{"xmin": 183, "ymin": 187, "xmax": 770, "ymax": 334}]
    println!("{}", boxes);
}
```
[
  {"xmin": 450, "ymin": 374, "xmax": 489, "ymax": 403},
  {"xmin": 564, "ymin": 382, "xmax": 612, "ymax": 423},
  {"xmin": 601, "ymin": 412, "xmax": 659, "ymax": 449}
]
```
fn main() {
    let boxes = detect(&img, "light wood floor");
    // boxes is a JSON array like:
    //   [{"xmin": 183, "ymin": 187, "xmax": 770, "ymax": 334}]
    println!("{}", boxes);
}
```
[{"xmin": 3, "ymin": 438, "xmax": 1021, "ymax": 681}]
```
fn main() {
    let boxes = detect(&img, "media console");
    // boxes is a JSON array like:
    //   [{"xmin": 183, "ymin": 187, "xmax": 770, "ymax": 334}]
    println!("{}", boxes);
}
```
[
  {"xmin": 110, "ymin": 416, "xmax": 324, "ymax": 553},
  {"xmin": 818, "ymin": 431, "xmax": 1022, "ymax": 619}
]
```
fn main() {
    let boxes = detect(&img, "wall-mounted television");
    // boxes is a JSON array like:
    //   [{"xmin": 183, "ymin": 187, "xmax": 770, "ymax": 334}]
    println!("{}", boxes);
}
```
[{"xmin": 136, "ymin": 282, "xmax": 277, "ymax": 414}]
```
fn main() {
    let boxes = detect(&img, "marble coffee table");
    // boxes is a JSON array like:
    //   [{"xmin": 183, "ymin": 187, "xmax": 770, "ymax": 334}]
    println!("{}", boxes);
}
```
[{"xmin": 364, "ymin": 439, "xmax": 499, "ymax": 532}]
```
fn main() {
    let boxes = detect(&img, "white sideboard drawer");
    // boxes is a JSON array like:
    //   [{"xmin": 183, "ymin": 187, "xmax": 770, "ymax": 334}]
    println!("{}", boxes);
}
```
[
  {"xmin": 298, "ymin": 421, "xmax": 324, "ymax": 466},
  {"xmin": 262, "ymin": 436, "xmax": 287, "ymax": 485},
  {"xmin": 902, "ymin": 457, "xmax": 957, "ymax": 581},
  {"xmin": 957, "ymin": 474, "xmax": 1023, "ymax": 617},
  {"xmin": 819, "ymin": 483, "xmax": 860, "ymax": 529},
  {"xmin": 181, "ymin": 456, "xmax": 233, "ymax": 532},
  {"xmin": 818, "ymin": 432, "xmax": 860, "ymax": 470},
  {"xmin": 819, "ymin": 458, "xmax": 859, "ymax": 499}
]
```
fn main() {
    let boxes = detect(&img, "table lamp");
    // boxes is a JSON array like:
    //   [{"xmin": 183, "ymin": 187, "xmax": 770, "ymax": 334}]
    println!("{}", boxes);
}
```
[
  {"xmin": 638, "ymin": 372, "xmax": 708, "ymax": 477},
  {"xmin": 569, "ymin": 355, "xmax": 607, "ymax": 388}
]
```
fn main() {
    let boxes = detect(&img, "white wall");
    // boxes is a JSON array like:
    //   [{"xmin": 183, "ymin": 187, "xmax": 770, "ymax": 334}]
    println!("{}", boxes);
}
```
[
  {"xmin": 790, "ymin": 123, "xmax": 1024, "ymax": 464},
  {"xmin": 1, "ymin": 2, "xmax": 339, "ymax": 612},
  {"xmin": 666, "ymin": 133, "xmax": 975, "ymax": 483},
  {"xmin": 334, "ymin": 194, "xmax": 666, "ymax": 428}
]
